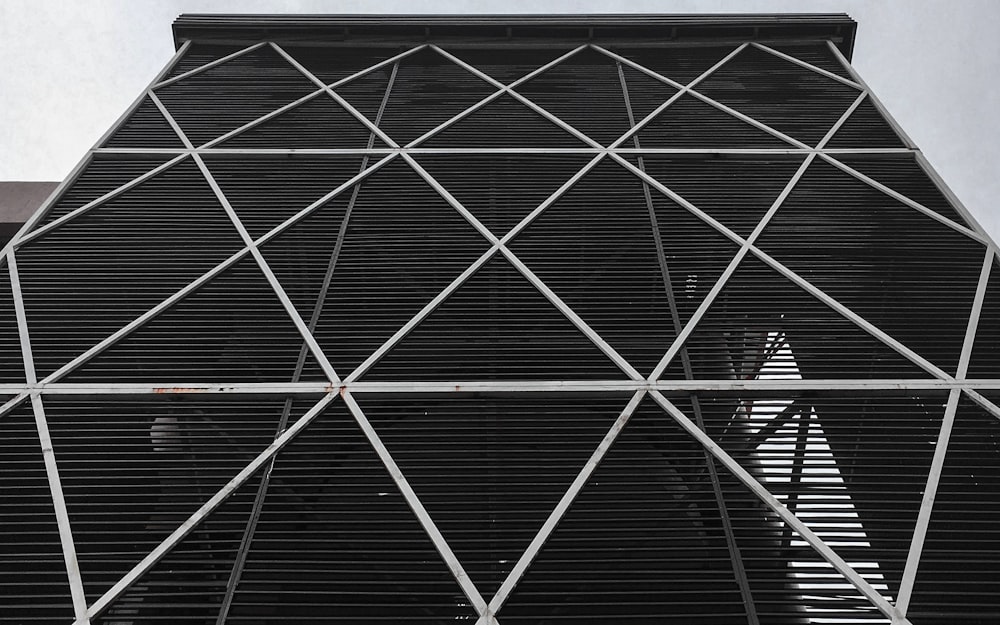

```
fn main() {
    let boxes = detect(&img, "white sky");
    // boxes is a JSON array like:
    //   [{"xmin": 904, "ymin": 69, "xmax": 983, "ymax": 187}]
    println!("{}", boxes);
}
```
[{"xmin": 2, "ymin": 0, "xmax": 998, "ymax": 241}]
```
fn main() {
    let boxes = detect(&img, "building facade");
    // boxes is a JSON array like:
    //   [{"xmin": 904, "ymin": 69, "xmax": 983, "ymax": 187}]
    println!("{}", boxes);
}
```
[{"xmin": 1, "ymin": 14, "xmax": 998, "ymax": 625}]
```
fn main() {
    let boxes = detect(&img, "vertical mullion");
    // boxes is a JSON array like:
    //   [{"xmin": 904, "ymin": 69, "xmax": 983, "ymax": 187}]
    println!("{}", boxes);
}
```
[
  {"xmin": 617, "ymin": 61, "xmax": 760, "ymax": 625},
  {"xmin": 213, "ymin": 62, "xmax": 400, "ymax": 625}
]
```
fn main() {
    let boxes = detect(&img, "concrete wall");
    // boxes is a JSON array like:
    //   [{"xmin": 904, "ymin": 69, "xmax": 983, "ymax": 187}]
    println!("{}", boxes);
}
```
[{"xmin": 0, "ymin": 181, "xmax": 59, "ymax": 246}]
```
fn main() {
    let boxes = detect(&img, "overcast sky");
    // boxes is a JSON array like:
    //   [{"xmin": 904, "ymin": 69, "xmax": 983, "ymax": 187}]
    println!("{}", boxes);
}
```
[{"xmin": 2, "ymin": 0, "xmax": 998, "ymax": 241}]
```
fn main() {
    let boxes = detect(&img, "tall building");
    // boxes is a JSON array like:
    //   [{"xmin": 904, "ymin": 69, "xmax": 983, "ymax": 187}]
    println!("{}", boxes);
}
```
[{"xmin": 2, "ymin": 13, "xmax": 998, "ymax": 625}]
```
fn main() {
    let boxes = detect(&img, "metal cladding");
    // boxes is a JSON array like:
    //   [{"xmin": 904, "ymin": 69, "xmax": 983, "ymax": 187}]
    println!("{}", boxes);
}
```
[{"xmin": 1, "ymin": 14, "xmax": 999, "ymax": 625}]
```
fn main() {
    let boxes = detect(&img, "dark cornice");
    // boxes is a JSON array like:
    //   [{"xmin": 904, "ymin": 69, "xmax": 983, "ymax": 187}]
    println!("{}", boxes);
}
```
[{"xmin": 172, "ymin": 14, "xmax": 857, "ymax": 60}]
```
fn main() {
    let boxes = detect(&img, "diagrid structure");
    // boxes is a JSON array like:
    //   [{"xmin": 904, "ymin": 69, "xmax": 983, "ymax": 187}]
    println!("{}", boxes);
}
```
[{"xmin": 1, "ymin": 13, "xmax": 999, "ymax": 625}]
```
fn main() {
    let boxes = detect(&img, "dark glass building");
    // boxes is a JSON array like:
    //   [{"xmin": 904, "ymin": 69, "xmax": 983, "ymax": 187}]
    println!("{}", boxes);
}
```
[{"xmin": 1, "ymin": 13, "xmax": 998, "ymax": 625}]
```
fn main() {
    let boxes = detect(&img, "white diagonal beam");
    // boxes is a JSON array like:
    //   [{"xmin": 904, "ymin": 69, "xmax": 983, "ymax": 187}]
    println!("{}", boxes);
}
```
[
  {"xmin": 751, "ymin": 42, "xmax": 863, "ymax": 90},
  {"xmin": 964, "ymin": 387, "xmax": 1000, "ymax": 422},
  {"xmin": 342, "ymin": 391, "xmax": 489, "ymax": 617},
  {"xmin": 0, "ymin": 392, "xmax": 29, "ymax": 419},
  {"xmin": 343, "ymin": 246, "xmax": 499, "ymax": 383},
  {"xmin": 819, "ymin": 151, "xmax": 988, "ymax": 245},
  {"xmin": 894, "ymin": 247, "xmax": 994, "ymax": 613},
  {"xmin": 893, "ymin": 388, "xmax": 961, "ymax": 616},
  {"xmin": 30, "ymin": 394, "xmax": 89, "ymax": 624},
  {"xmin": 474, "ymin": 390, "xmax": 647, "ymax": 623},
  {"xmin": 200, "ymin": 89, "xmax": 329, "ymax": 147},
  {"xmin": 499, "ymin": 153, "xmax": 606, "ymax": 244},
  {"xmin": 16, "ymin": 154, "xmax": 190, "ymax": 248},
  {"xmin": 8, "ymin": 252, "xmax": 36, "ymax": 386},
  {"xmin": 402, "ymin": 153, "xmax": 499, "ymax": 244},
  {"xmin": 500, "ymin": 247, "xmax": 644, "ymax": 380},
  {"xmin": 648, "ymin": 390, "xmax": 909, "ymax": 624},
  {"xmin": 152, "ymin": 42, "xmax": 267, "ymax": 89},
  {"xmin": 956, "ymin": 249, "xmax": 993, "ymax": 382},
  {"xmin": 73, "ymin": 392, "xmax": 339, "ymax": 624},
  {"xmin": 748, "ymin": 244, "xmax": 952, "ymax": 380},
  {"xmin": 912, "ymin": 151, "xmax": 1000, "ymax": 262},
  {"xmin": 824, "ymin": 41, "xmax": 918, "ymax": 149},
  {"xmin": 9, "ymin": 252, "xmax": 89, "ymax": 622},
  {"xmin": 684, "ymin": 87, "xmax": 812, "ymax": 149},
  {"xmin": 148, "ymin": 90, "xmax": 193, "ymax": 149}
]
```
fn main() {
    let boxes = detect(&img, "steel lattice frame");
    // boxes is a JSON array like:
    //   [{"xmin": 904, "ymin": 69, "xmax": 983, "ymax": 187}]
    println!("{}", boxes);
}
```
[{"xmin": 2, "ymin": 25, "xmax": 999, "ymax": 625}]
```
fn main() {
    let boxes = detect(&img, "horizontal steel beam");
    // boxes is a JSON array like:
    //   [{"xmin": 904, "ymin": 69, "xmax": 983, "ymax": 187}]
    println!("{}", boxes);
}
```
[
  {"xmin": 90, "ymin": 147, "xmax": 916, "ymax": 155},
  {"xmin": 2, "ymin": 379, "xmax": 999, "ymax": 396}
]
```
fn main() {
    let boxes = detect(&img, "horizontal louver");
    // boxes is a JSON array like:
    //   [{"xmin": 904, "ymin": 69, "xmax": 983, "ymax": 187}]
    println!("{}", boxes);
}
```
[
  {"xmin": 501, "ymin": 396, "xmax": 750, "ymax": 624},
  {"xmin": 831, "ymin": 154, "xmax": 970, "ymax": 227},
  {"xmin": 635, "ymin": 93, "xmax": 795, "ymax": 148},
  {"xmin": 692, "ymin": 391, "xmax": 946, "ymax": 603},
  {"xmin": 908, "ymin": 397, "xmax": 1000, "ymax": 624},
  {"xmin": 103, "ymin": 97, "xmax": 186, "ymax": 148},
  {"xmin": 202, "ymin": 154, "xmax": 365, "ymax": 238},
  {"xmin": 155, "ymin": 45, "xmax": 319, "ymax": 147},
  {"xmin": 757, "ymin": 159, "xmax": 985, "ymax": 375},
  {"xmin": 0, "ymin": 401, "xmax": 74, "ymax": 623},
  {"xmin": 0, "ymin": 268, "xmax": 25, "ymax": 383},
  {"xmin": 44, "ymin": 396, "xmax": 287, "ymax": 603},
  {"xmin": 413, "ymin": 154, "xmax": 594, "ymax": 236},
  {"xmin": 261, "ymin": 158, "xmax": 490, "ymax": 376},
  {"xmin": 826, "ymin": 98, "xmax": 906, "ymax": 148},
  {"xmin": 39, "ymin": 155, "xmax": 174, "ymax": 224},
  {"xmin": 18, "ymin": 158, "xmax": 246, "ymax": 379},
  {"xmin": 164, "ymin": 43, "xmax": 251, "ymax": 80},
  {"xmin": 696, "ymin": 45, "xmax": 860, "ymax": 146},
  {"xmin": 363, "ymin": 47, "xmax": 495, "ymax": 145},
  {"xmin": 218, "ymin": 94, "xmax": 382, "ymax": 150},
  {"xmin": 226, "ymin": 399, "xmax": 476, "ymax": 623},
  {"xmin": 356, "ymin": 393, "xmax": 631, "ymax": 597},
  {"xmin": 612, "ymin": 45, "xmax": 737, "ymax": 86},
  {"xmin": 663, "ymin": 255, "xmax": 933, "ymax": 380},
  {"xmin": 766, "ymin": 43, "xmax": 855, "ymax": 80},
  {"xmin": 514, "ymin": 48, "xmax": 636, "ymax": 146}
]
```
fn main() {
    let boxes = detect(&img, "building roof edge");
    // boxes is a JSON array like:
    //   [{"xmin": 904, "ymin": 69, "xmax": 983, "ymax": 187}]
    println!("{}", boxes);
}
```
[{"xmin": 171, "ymin": 13, "xmax": 857, "ymax": 60}]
